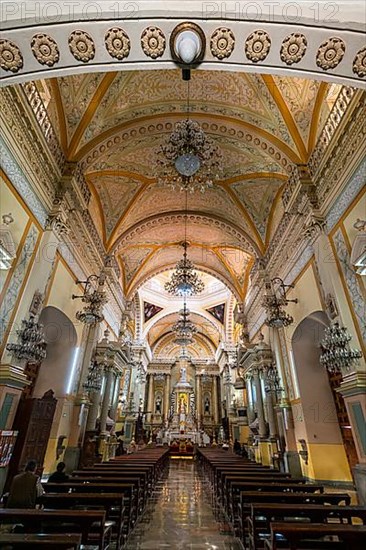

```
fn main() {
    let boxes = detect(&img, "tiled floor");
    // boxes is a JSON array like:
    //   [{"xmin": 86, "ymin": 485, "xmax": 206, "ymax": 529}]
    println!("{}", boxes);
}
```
[{"xmin": 124, "ymin": 459, "xmax": 242, "ymax": 549}]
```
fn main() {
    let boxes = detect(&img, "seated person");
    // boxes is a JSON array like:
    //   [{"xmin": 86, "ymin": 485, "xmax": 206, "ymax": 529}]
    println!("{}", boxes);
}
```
[
  {"xmin": 48, "ymin": 461, "xmax": 69, "ymax": 483},
  {"xmin": 7, "ymin": 460, "xmax": 44, "ymax": 508}
]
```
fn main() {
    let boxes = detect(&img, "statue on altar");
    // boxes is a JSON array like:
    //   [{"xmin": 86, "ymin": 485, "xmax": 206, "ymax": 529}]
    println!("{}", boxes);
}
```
[{"xmin": 180, "ymin": 367, "xmax": 187, "ymax": 383}]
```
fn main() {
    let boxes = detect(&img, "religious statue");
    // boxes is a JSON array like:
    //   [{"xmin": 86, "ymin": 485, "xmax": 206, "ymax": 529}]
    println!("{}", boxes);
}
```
[
  {"xmin": 179, "ymin": 396, "xmax": 187, "ymax": 416},
  {"xmin": 155, "ymin": 395, "xmax": 162, "ymax": 414},
  {"xmin": 180, "ymin": 367, "xmax": 187, "ymax": 382},
  {"xmin": 204, "ymin": 397, "xmax": 210, "ymax": 414}
]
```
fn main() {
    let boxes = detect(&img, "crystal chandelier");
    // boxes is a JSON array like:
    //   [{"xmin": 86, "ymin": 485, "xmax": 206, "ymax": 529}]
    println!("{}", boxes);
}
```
[
  {"xmin": 263, "ymin": 277, "xmax": 298, "ymax": 328},
  {"xmin": 165, "ymin": 241, "xmax": 204, "ymax": 296},
  {"xmin": 6, "ymin": 315, "xmax": 47, "ymax": 362},
  {"xmin": 156, "ymin": 75, "xmax": 222, "ymax": 193},
  {"xmin": 83, "ymin": 360, "xmax": 103, "ymax": 392},
  {"xmin": 173, "ymin": 303, "xmax": 197, "ymax": 346},
  {"xmin": 72, "ymin": 274, "xmax": 107, "ymax": 325},
  {"xmin": 320, "ymin": 322, "xmax": 362, "ymax": 374}
]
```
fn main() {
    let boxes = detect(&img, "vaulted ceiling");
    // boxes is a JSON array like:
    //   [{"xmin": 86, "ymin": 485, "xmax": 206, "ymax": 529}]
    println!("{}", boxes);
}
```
[{"xmin": 41, "ymin": 69, "xmax": 340, "ymax": 301}]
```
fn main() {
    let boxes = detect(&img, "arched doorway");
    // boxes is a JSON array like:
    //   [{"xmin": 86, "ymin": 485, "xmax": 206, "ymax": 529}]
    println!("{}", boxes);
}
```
[{"xmin": 292, "ymin": 311, "xmax": 356, "ymax": 480}]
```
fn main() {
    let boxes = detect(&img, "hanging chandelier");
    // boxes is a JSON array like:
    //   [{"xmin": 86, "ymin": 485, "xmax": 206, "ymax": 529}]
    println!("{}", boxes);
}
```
[
  {"xmin": 72, "ymin": 274, "xmax": 107, "ymax": 325},
  {"xmin": 172, "ymin": 303, "xmax": 197, "ymax": 346},
  {"xmin": 156, "ymin": 73, "xmax": 222, "ymax": 193},
  {"xmin": 165, "ymin": 241, "xmax": 205, "ymax": 296},
  {"xmin": 262, "ymin": 277, "xmax": 298, "ymax": 328},
  {"xmin": 320, "ymin": 322, "xmax": 362, "ymax": 374},
  {"xmin": 6, "ymin": 315, "xmax": 47, "ymax": 362},
  {"xmin": 83, "ymin": 360, "xmax": 103, "ymax": 392}
]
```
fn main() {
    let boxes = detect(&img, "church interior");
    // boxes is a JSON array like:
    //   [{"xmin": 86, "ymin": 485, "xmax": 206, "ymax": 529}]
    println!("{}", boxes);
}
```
[{"xmin": 0, "ymin": 2, "xmax": 365, "ymax": 548}]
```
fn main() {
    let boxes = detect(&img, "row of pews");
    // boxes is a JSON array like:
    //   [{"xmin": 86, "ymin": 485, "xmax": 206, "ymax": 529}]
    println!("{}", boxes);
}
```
[
  {"xmin": 0, "ymin": 447, "xmax": 170, "ymax": 549},
  {"xmin": 197, "ymin": 448, "xmax": 366, "ymax": 550}
]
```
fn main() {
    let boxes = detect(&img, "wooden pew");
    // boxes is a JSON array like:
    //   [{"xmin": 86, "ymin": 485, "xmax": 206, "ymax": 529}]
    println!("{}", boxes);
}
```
[
  {"xmin": 247, "ymin": 504, "xmax": 366, "ymax": 550},
  {"xmin": 264, "ymin": 522, "xmax": 366, "ymax": 550},
  {"xmin": 0, "ymin": 533, "xmax": 82, "ymax": 549},
  {"xmin": 39, "ymin": 492, "xmax": 124, "ymax": 550},
  {"xmin": 0, "ymin": 509, "xmax": 110, "ymax": 550}
]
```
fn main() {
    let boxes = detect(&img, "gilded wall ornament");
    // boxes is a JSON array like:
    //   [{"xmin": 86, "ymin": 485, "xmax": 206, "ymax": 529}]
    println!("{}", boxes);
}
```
[
  {"xmin": 353, "ymin": 46, "xmax": 366, "ymax": 78},
  {"xmin": 245, "ymin": 30, "xmax": 271, "ymax": 62},
  {"xmin": 280, "ymin": 33, "xmax": 307, "ymax": 65},
  {"xmin": 141, "ymin": 26, "xmax": 166, "ymax": 59},
  {"xmin": 31, "ymin": 33, "xmax": 59, "ymax": 67},
  {"xmin": 105, "ymin": 27, "xmax": 130, "ymax": 60},
  {"xmin": 68, "ymin": 30, "xmax": 95, "ymax": 63},
  {"xmin": 210, "ymin": 27, "xmax": 235, "ymax": 59},
  {"xmin": 316, "ymin": 37, "xmax": 345, "ymax": 71},
  {"xmin": 0, "ymin": 39, "xmax": 23, "ymax": 72}
]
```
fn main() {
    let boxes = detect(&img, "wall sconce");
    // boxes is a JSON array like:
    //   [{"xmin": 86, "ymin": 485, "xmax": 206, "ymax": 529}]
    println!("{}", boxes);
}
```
[
  {"xmin": 263, "ymin": 277, "xmax": 298, "ymax": 328},
  {"xmin": 72, "ymin": 274, "xmax": 107, "ymax": 325}
]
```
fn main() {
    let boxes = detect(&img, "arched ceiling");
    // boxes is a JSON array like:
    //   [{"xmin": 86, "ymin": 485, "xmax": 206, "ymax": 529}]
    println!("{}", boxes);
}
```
[{"xmin": 40, "ymin": 69, "xmax": 342, "ymax": 301}]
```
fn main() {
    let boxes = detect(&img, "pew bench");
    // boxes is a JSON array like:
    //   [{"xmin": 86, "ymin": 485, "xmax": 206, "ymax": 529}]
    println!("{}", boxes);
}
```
[
  {"xmin": 39, "ymin": 492, "xmax": 124, "ymax": 549},
  {"xmin": 247, "ymin": 504, "xmax": 366, "ymax": 550},
  {"xmin": 0, "ymin": 533, "xmax": 82, "ymax": 549},
  {"xmin": 0, "ymin": 509, "xmax": 111, "ymax": 550},
  {"xmin": 264, "ymin": 522, "xmax": 366, "ymax": 550}
]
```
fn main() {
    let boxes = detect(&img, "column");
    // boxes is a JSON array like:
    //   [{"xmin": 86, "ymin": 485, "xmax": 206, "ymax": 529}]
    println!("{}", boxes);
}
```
[
  {"xmin": 263, "ymin": 369, "xmax": 278, "ymax": 439},
  {"xmin": 147, "ymin": 374, "xmax": 154, "ymax": 423},
  {"xmin": 100, "ymin": 366, "xmax": 114, "ymax": 433},
  {"xmin": 245, "ymin": 373, "xmax": 256, "ymax": 424},
  {"xmin": 86, "ymin": 385, "xmax": 102, "ymax": 431},
  {"xmin": 252, "ymin": 368, "xmax": 267, "ymax": 439},
  {"xmin": 212, "ymin": 375, "xmax": 219, "ymax": 424},
  {"xmin": 195, "ymin": 374, "xmax": 201, "ymax": 427},
  {"xmin": 109, "ymin": 371, "xmax": 121, "ymax": 421},
  {"xmin": 163, "ymin": 373, "xmax": 171, "ymax": 422}
]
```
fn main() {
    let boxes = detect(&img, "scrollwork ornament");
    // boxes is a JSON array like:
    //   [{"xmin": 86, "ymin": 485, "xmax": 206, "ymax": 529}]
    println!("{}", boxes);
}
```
[
  {"xmin": 352, "ymin": 46, "xmax": 366, "ymax": 78},
  {"xmin": 280, "ymin": 33, "xmax": 307, "ymax": 65},
  {"xmin": 245, "ymin": 30, "xmax": 271, "ymax": 62},
  {"xmin": 68, "ymin": 30, "xmax": 95, "ymax": 63},
  {"xmin": 105, "ymin": 27, "xmax": 130, "ymax": 60},
  {"xmin": 210, "ymin": 27, "xmax": 235, "ymax": 60},
  {"xmin": 316, "ymin": 37, "xmax": 345, "ymax": 71},
  {"xmin": 0, "ymin": 39, "xmax": 23, "ymax": 73},
  {"xmin": 31, "ymin": 33, "xmax": 59, "ymax": 67},
  {"xmin": 141, "ymin": 26, "xmax": 166, "ymax": 59}
]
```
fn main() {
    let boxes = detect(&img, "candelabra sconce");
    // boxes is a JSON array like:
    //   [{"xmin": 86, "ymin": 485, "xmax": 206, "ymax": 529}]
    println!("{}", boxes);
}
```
[
  {"xmin": 298, "ymin": 439, "xmax": 309, "ymax": 465},
  {"xmin": 320, "ymin": 322, "xmax": 362, "ymax": 374},
  {"xmin": 263, "ymin": 277, "xmax": 298, "ymax": 328},
  {"xmin": 72, "ymin": 274, "xmax": 107, "ymax": 325},
  {"xmin": 83, "ymin": 360, "xmax": 103, "ymax": 392},
  {"xmin": 6, "ymin": 315, "xmax": 47, "ymax": 362}
]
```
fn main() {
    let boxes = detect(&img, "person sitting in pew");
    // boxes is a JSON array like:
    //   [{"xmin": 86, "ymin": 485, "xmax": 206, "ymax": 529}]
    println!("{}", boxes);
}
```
[
  {"xmin": 48, "ymin": 461, "xmax": 69, "ymax": 483},
  {"xmin": 6, "ymin": 460, "xmax": 44, "ymax": 508}
]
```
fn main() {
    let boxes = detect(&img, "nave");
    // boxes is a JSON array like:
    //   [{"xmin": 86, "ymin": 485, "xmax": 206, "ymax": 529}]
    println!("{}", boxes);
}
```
[{"xmin": 125, "ymin": 459, "xmax": 241, "ymax": 550}]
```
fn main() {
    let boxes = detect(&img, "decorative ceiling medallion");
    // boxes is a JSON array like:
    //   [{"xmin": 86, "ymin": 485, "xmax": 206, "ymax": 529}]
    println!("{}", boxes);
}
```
[
  {"xmin": 353, "ymin": 46, "xmax": 366, "ymax": 78},
  {"xmin": 105, "ymin": 27, "xmax": 130, "ymax": 60},
  {"xmin": 210, "ymin": 27, "xmax": 235, "ymax": 60},
  {"xmin": 141, "ymin": 26, "xmax": 166, "ymax": 59},
  {"xmin": 0, "ymin": 39, "xmax": 23, "ymax": 73},
  {"xmin": 316, "ymin": 37, "xmax": 345, "ymax": 71},
  {"xmin": 68, "ymin": 30, "xmax": 95, "ymax": 63},
  {"xmin": 245, "ymin": 30, "xmax": 271, "ymax": 63},
  {"xmin": 31, "ymin": 33, "xmax": 59, "ymax": 67},
  {"xmin": 280, "ymin": 33, "xmax": 307, "ymax": 65}
]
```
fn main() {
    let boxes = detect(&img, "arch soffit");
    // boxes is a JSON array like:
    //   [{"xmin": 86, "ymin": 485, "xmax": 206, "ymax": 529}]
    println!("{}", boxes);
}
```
[{"xmin": 153, "ymin": 331, "xmax": 216, "ymax": 357}]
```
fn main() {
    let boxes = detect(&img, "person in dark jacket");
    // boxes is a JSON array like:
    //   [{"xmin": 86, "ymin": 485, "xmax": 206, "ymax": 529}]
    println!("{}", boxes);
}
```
[
  {"xmin": 7, "ymin": 460, "xmax": 44, "ymax": 508},
  {"xmin": 48, "ymin": 461, "xmax": 69, "ymax": 483}
]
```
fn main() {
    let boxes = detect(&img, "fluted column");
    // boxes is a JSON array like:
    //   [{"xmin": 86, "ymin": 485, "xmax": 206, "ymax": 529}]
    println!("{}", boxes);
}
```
[
  {"xmin": 164, "ymin": 373, "xmax": 171, "ymax": 422},
  {"xmin": 212, "ymin": 375, "xmax": 219, "ymax": 424},
  {"xmin": 245, "ymin": 373, "xmax": 256, "ymax": 424},
  {"xmin": 196, "ymin": 374, "xmax": 202, "ymax": 427},
  {"xmin": 100, "ymin": 366, "xmax": 114, "ymax": 433},
  {"xmin": 252, "ymin": 367, "xmax": 267, "ymax": 439},
  {"xmin": 147, "ymin": 374, "xmax": 154, "ymax": 423}
]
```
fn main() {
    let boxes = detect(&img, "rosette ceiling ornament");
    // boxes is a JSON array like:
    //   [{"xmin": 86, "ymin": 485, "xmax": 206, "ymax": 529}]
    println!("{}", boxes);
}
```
[
  {"xmin": 157, "ymin": 22, "xmax": 222, "ymax": 193},
  {"xmin": 262, "ymin": 277, "xmax": 298, "ymax": 328}
]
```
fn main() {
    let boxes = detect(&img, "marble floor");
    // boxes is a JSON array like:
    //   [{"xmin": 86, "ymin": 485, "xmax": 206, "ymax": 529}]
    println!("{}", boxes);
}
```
[{"xmin": 124, "ymin": 459, "xmax": 242, "ymax": 550}]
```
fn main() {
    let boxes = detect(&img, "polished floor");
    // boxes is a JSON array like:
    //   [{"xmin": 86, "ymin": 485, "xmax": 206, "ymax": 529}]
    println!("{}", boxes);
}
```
[{"xmin": 125, "ymin": 459, "xmax": 242, "ymax": 550}]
